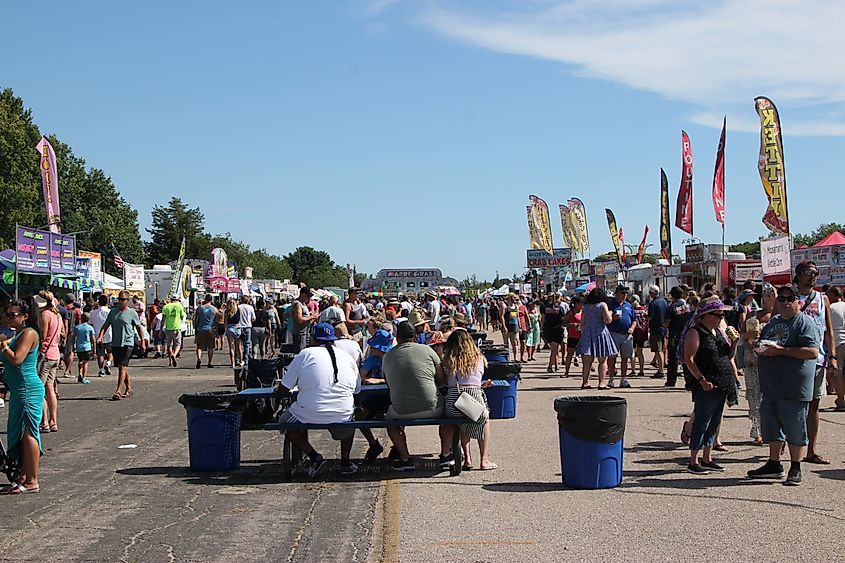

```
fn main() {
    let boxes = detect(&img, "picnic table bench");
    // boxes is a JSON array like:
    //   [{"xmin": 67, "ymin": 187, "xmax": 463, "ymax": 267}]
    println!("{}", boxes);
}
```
[{"xmin": 235, "ymin": 382, "xmax": 510, "ymax": 477}]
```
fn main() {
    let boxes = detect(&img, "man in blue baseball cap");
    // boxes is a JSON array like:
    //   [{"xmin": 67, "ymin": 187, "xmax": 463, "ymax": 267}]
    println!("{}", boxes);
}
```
[{"xmin": 278, "ymin": 322, "xmax": 361, "ymax": 477}]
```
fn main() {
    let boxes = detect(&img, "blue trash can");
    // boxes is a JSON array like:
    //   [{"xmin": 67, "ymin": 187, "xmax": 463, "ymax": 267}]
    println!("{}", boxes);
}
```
[
  {"xmin": 482, "ymin": 346, "xmax": 509, "ymax": 363},
  {"xmin": 179, "ymin": 392, "xmax": 243, "ymax": 472},
  {"xmin": 483, "ymin": 362, "xmax": 521, "ymax": 419},
  {"xmin": 554, "ymin": 396, "xmax": 627, "ymax": 489}
]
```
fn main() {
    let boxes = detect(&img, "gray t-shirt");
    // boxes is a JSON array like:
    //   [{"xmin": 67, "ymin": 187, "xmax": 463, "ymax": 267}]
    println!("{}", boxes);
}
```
[
  {"xmin": 758, "ymin": 313, "xmax": 821, "ymax": 401},
  {"xmin": 382, "ymin": 342, "xmax": 441, "ymax": 415},
  {"xmin": 104, "ymin": 308, "xmax": 141, "ymax": 348}
]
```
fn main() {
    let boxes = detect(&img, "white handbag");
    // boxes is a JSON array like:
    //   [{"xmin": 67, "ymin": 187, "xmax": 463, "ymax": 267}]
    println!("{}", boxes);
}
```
[{"xmin": 453, "ymin": 381, "xmax": 486, "ymax": 423}]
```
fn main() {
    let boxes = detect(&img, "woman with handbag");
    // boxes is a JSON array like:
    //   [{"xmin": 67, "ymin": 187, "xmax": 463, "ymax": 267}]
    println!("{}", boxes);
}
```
[{"xmin": 441, "ymin": 330, "xmax": 496, "ymax": 471}]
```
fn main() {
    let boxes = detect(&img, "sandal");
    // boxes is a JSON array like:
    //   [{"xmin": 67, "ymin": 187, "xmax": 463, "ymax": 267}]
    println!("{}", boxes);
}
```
[
  {"xmin": 111, "ymin": 393, "xmax": 122, "ymax": 401},
  {"xmin": 49, "ymin": 424, "xmax": 58, "ymax": 433},
  {"xmin": 39, "ymin": 425, "xmax": 51, "ymax": 434},
  {"xmin": 479, "ymin": 463, "xmax": 498, "ymax": 471},
  {"xmin": 751, "ymin": 438, "xmax": 764, "ymax": 446},
  {"xmin": 597, "ymin": 386, "xmax": 609, "ymax": 390},
  {"xmin": 122, "ymin": 389, "xmax": 133, "ymax": 398},
  {"xmin": 1, "ymin": 483, "xmax": 39, "ymax": 495},
  {"xmin": 713, "ymin": 444, "xmax": 729, "ymax": 452},
  {"xmin": 680, "ymin": 421, "xmax": 691, "ymax": 446},
  {"xmin": 462, "ymin": 464, "xmax": 473, "ymax": 471},
  {"xmin": 802, "ymin": 453, "xmax": 831, "ymax": 465},
  {"xmin": 580, "ymin": 384, "xmax": 593, "ymax": 389}
]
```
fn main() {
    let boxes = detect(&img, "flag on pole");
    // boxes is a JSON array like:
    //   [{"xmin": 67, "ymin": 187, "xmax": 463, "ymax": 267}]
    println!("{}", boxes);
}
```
[
  {"xmin": 636, "ymin": 225, "xmax": 650, "ymax": 264},
  {"xmin": 659, "ymin": 168, "xmax": 672, "ymax": 261},
  {"xmin": 675, "ymin": 130, "xmax": 694, "ymax": 235},
  {"xmin": 35, "ymin": 136, "xmax": 62, "ymax": 233},
  {"xmin": 619, "ymin": 227, "xmax": 626, "ymax": 264},
  {"xmin": 559, "ymin": 204, "xmax": 578, "ymax": 252},
  {"xmin": 712, "ymin": 117, "xmax": 726, "ymax": 224},
  {"xmin": 605, "ymin": 208, "xmax": 624, "ymax": 268},
  {"xmin": 568, "ymin": 197, "xmax": 590, "ymax": 257},
  {"xmin": 111, "ymin": 243, "xmax": 125, "ymax": 269},
  {"xmin": 168, "ymin": 237, "xmax": 187, "ymax": 298},
  {"xmin": 755, "ymin": 96, "xmax": 789, "ymax": 235},
  {"xmin": 528, "ymin": 195, "xmax": 554, "ymax": 255}
]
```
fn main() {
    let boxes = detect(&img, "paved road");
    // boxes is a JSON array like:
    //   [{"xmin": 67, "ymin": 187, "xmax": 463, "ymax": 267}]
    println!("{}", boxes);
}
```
[{"xmin": 2, "ymin": 335, "xmax": 844, "ymax": 562}]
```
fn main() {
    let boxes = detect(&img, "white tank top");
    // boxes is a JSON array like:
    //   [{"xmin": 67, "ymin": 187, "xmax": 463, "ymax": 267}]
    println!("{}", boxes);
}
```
[{"xmin": 799, "ymin": 290, "xmax": 827, "ymax": 364}]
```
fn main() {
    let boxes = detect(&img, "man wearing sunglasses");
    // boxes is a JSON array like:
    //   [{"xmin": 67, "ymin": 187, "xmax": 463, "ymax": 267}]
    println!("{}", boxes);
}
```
[
  {"xmin": 749, "ymin": 284, "xmax": 821, "ymax": 486},
  {"xmin": 98, "ymin": 291, "xmax": 145, "ymax": 401},
  {"xmin": 794, "ymin": 261, "xmax": 836, "ymax": 465}
]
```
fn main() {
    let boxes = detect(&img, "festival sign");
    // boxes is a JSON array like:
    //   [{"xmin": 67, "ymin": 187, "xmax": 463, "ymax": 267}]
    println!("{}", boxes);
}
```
[
  {"xmin": 830, "ymin": 266, "xmax": 845, "ymax": 286},
  {"xmin": 605, "ymin": 208, "xmax": 624, "ymax": 268},
  {"xmin": 659, "ymin": 168, "xmax": 672, "ymax": 261},
  {"xmin": 734, "ymin": 263, "xmax": 764, "ymax": 283},
  {"xmin": 760, "ymin": 236, "xmax": 791, "ymax": 276},
  {"xmin": 35, "ymin": 136, "xmax": 62, "ymax": 233},
  {"xmin": 78, "ymin": 250, "xmax": 103, "ymax": 283},
  {"xmin": 124, "ymin": 263, "xmax": 145, "ymax": 291},
  {"xmin": 558, "ymin": 204, "xmax": 579, "ymax": 251},
  {"xmin": 675, "ymin": 131, "xmax": 694, "ymax": 235},
  {"xmin": 712, "ymin": 117, "xmax": 726, "ymax": 224},
  {"xmin": 528, "ymin": 195, "xmax": 555, "ymax": 255},
  {"xmin": 15, "ymin": 226, "xmax": 50, "ymax": 273},
  {"xmin": 755, "ymin": 96, "xmax": 789, "ymax": 235},
  {"xmin": 636, "ymin": 225, "xmax": 650, "ymax": 264},
  {"xmin": 168, "ymin": 237, "xmax": 186, "ymax": 298},
  {"xmin": 568, "ymin": 198, "xmax": 590, "ymax": 256},
  {"xmin": 527, "ymin": 248, "xmax": 573, "ymax": 268},
  {"xmin": 50, "ymin": 233, "xmax": 76, "ymax": 274}
]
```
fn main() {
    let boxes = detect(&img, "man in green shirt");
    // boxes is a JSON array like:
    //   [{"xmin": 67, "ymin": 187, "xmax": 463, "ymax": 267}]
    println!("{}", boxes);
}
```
[
  {"xmin": 161, "ymin": 296, "xmax": 186, "ymax": 367},
  {"xmin": 382, "ymin": 321, "xmax": 447, "ymax": 471},
  {"xmin": 98, "ymin": 291, "xmax": 145, "ymax": 401}
]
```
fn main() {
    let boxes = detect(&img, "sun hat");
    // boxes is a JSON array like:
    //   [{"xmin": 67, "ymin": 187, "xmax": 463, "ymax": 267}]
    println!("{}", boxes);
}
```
[
  {"xmin": 426, "ymin": 331, "xmax": 447, "ymax": 346},
  {"xmin": 407, "ymin": 310, "xmax": 427, "ymax": 327},
  {"xmin": 367, "ymin": 329, "xmax": 394, "ymax": 352},
  {"xmin": 311, "ymin": 322, "xmax": 337, "ymax": 341},
  {"xmin": 694, "ymin": 296, "xmax": 732, "ymax": 318}
]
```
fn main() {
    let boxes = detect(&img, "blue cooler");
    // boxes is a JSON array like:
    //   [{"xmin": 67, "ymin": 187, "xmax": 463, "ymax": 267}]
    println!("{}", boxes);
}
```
[
  {"xmin": 179, "ymin": 392, "xmax": 243, "ymax": 472},
  {"xmin": 554, "ymin": 396, "xmax": 627, "ymax": 489}
]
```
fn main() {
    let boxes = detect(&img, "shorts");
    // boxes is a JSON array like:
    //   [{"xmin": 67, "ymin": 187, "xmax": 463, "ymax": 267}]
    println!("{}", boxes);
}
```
[
  {"xmin": 226, "ymin": 325, "xmax": 242, "ymax": 338},
  {"xmin": 649, "ymin": 332, "xmax": 665, "ymax": 352},
  {"xmin": 386, "ymin": 397, "xmax": 445, "ymax": 421},
  {"xmin": 278, "ymin": 410, "xmax": 355, "ymax": 441},
  {"xmin": 760, "ymin": 395, "xmax": 809, "ymax": 446},
  {"xmin": 633, "ymin": 337, "xmax": 647, "ymax": 349},
  {"xmin": 166, "ymin": 330, "xmax": 182, "ymax": 348},
  {"xmin": 112, "ymin": 346, "xmax": 132, "ymax": 367},
  {"xmin": 567, "ymin": 337, "xmax": 580, "ymax": 349},
  {"xmin": 545, "ymin": 326, "xmax": 565, "ymax": 344},
  {"xmin": 836, "ymin": 344, "xmax": 845, "ymax": 378},
  {"xmin": 610, "ymin": 332, "xmax": 634, "ymax": 358},
  {"xmin": 812, "ymin": 365, "xmax": 826, "ymax": 401},
  {"xmin": 217, "ymin": 323, "xmax": 226, "ymax": 337},
  {"xmin": 96, "ymin": 342, "xmax": 112, "ymax": 357},
  {"xmin": 195, "ymin": 329, "xmax": 215, "ymax": 351},
  {"xmin": 38, "ymin": 359, "xmax": 60, "ymax": 385},
  {"xmin": 76, "ymin": 351, "xmax": 93, "ymax": 362},
  {"xmin": 506, "ymin": 330, "xmax": 519, "ymax": 346}
]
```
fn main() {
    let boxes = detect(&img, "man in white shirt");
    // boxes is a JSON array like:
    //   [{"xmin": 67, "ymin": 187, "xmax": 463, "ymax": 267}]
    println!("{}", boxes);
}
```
[
  {"xmin": 279, "ymin": 323, "xmax": 361, "ymax": 477},
  {"xmin": 237, "ymin": 296, "xmax": 256, "ymax": 366},
  {"xmin": 826, "ymin": 286, "xmax": 845, "ymax": 411},
  {"xmin": 89, "ymin": 295, "xmax": 113, "ymax": 377},
  {"xmin": 425, "ymin": 292, "xmax": 441, "ymax": 324}
]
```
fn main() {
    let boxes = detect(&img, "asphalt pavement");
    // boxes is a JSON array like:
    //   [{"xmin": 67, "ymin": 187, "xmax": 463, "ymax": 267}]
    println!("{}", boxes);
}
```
[{"xmin": 2, "ymin": 335, "xmax": 844, "ymax": 562}]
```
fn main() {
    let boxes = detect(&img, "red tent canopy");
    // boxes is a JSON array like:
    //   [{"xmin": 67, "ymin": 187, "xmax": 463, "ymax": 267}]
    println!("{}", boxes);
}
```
[{"xmin": 814, "ymin": 231, "xmax": 845, "ymax": 247}]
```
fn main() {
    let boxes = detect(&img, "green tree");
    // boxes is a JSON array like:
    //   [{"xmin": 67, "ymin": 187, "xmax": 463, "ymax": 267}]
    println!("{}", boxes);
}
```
[
  {"xmin": 793, "ymin": 222, "xmax": 845, "ymax": 247},
  {"xmin": 729, "ymin": 240, "xmax": 761, "ymax": 257},
  {"xmin": 285, "ymin": 246, "xmax": 346, "ymax": 288},
  {"xmin": 0, "ymin": 88, "xmax": 43, "ymax": 247},
  {"xmin": 145, "ymin": 197, "xmax": 207, "ymax": 265}
]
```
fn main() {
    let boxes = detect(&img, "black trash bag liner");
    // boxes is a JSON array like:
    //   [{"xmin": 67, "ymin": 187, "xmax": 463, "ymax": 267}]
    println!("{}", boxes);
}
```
[
  {"xmin": 554, "ymin": 396, "xmax": 627, "ymax": 444},
  {"xmin": 482, "ymin": 339, "xmax": 494, "ymax": 347},
  {"xmin": 481, "ymin": 345, "xmax": 509, "ymax": 355},
  {"xmin": 468, "ymin": 331, "xmax": 487, "ymax": 341},
  {"xmin": 484, "ymin": 361, "xmax": 522, "ymax": 380},
  {"xmin": 276, "ymin": 344, "xmax": 300, "ymax": 355},
  {"xmin": 179, "ymin": 391, "xmax": 243, "ymax": 412}
]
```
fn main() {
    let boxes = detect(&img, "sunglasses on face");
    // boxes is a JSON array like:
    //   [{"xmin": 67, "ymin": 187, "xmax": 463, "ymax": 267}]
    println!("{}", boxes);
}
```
[
  {"xmin": 5, "ymin": 312, "xmax": 21, "ymax": 318},
  {"xmin": 802, "ymin": 270, "xmax": 819, "ymax": 277},
  {"xmin": 777, "ymin": 295, "xmax": 798, "ymax": 303},
  {"xmin": 117, "ymin": 297, "xmax": 129, "ymax": 301},
  {"xmin": 706, "ymin": 312, "xmax": 725, "ymax": 318}
]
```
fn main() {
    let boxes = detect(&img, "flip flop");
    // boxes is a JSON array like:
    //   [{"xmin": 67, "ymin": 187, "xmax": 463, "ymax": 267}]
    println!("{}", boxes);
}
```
[
  {"xmin": 122, "ymin": 389, "xmax": 133, "ymax": 398},
  {"xmin": 680, "ymin": 422, "xmax": 691, "ymax": 446},
  {"xmin": 479, "ymin": 463, "xmax": 498, "ymax": 470},
  {"xmin": 581, "ymin": 384, "xmax": 593, "ymax": 389},
  {"xmin": 1, "ymin": 483, "xmax": 39, "ymax": 495},
  {"xmin": 111, "ymin": 394, "xmax": 122, "ymax": 401},
  {"xmin": 462, "ymin": 464, "xmax": 473, "ymax": 471},
  {"xmin": 49, "ymin": 424, "xmax": 58, "ymax": 433},
  {"xmin": 713, "ymin": 444, "xmax": 729, "ymax": 452},
  {"xmin": 802, "ymin": 454, "xmax": 831, "ymax": 465},
  {"xmin": 39, "ymin": 425, "xmax": 51, "ymax": 434}
]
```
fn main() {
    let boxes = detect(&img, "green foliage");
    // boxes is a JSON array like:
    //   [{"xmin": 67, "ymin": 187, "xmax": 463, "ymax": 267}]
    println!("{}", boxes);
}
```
[
  {"xmin": 145, "ymin": 197, "xmax": 207, "ymax": 265},
  {"xmin": 729, "ymin": 240, "xmax": 761, "ymax": 257},
  {"xmin": 284, "ymin": 246, "xmax": 347, "ymax": 288},
  {"xmin": 793, "ymin": 222, "xmax": 845, "ymax": 248}
]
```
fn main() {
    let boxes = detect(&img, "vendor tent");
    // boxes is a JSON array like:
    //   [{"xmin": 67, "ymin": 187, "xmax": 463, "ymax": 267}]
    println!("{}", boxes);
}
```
[{"xmin": 814, "ymin": 231, "xmax": 845, "ymax": 247}]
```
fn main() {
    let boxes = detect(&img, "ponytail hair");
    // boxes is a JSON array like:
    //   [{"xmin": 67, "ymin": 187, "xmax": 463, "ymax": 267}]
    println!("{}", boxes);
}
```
[{"xmin": 322, "ymin": 341, "xmax": 339, "ymax": 383}]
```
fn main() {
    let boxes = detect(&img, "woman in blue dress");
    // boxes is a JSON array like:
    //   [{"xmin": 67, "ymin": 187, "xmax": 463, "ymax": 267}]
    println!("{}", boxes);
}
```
[
  {"xmin": 0, "ymin": 297, "xmax": 44, "ymax": 494},
  {"xmin": 576, "ymin": 288, "xmax": 618, "ymax": 389}
]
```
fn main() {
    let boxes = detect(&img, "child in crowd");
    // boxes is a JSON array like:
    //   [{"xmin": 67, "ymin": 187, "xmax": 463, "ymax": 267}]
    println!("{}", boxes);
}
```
[{"xmin": 74, "ymin": 312, "xmax": 96, "ymax": 384}]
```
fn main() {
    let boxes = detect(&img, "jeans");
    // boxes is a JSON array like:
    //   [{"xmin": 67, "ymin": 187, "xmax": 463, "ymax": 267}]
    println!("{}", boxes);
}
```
[
  {"xmin": 689, "ymin": 388, "xmax": 727, "ymax": 451},
  {"xmin": 251, "ymin": 327, "xmax": 267, "ymax": 359},
  {"xmin": 239, "ymin": 327, "xmax": 252, "ymax": 364},
  {"xmin": 667, "ymin": 332, "xmax": 681, "ymax": 384}
]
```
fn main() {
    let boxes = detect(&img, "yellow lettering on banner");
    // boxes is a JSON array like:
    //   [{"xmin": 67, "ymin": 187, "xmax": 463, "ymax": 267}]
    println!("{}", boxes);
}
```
[
  {"xmin": 765, "ymin": 146, "xmax": 780, "ymax": 162},
  {"xmin": 762, "ymin": 108, "xmax": 775, "ymax": 126},
  {"xmin": 763, "ymin": 128, "xmax": 778, "ymax": 145},
  {"xmin": 766, "ymin": 163, "xmax": 782, "ymax": 181}
]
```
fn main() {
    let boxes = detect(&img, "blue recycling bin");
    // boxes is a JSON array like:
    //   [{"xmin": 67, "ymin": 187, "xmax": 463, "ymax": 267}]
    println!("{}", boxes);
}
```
[
  {"xmin": 484, "ymin": 379, "xmax": 518, "ymax": 419},
  {"xmin": 482, "ymin": 346, "xmax": 509, "ymax": 363},
  {"xmin": 554, "ymin": 396, "xmax": 626, "ymax": 489},
  {"xmin": 179, "ymin": 392, "xmax": 242, "ymax": 472}
]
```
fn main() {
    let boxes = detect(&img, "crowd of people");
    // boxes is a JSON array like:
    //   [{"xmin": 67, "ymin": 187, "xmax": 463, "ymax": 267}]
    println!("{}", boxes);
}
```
[{"xmin": 2, "ymin": 257, "xmax": 843, "ymax": 490}]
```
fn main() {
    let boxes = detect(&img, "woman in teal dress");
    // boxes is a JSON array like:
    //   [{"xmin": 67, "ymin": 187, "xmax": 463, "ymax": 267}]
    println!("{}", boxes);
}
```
[
  {"xmin": 525, "ymin": 302, "xmax": 542, "ymax": 361},
  {"xmin": 1, "ymin": 297, "xmax": 44, "ymax": 495}
]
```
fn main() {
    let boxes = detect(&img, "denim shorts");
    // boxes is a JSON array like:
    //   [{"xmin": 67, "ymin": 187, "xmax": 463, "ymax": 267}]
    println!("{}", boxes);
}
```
[
  {"xmin": 760, "ymin": 395, "xmax": 809, "ymax": 446},
  {"xmin": 225, "ymin": 325, "xmax": 242, "ymax": 338}
]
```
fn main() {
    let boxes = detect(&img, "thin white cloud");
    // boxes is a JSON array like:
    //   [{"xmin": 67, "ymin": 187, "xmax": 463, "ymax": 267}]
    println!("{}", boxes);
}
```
[
  {"xmin": 419, "ymin": 1, "xmax": 845, "ymax": 135},
  {"xmin": 364, "ymin": 0, "xmax": 400, "ymax": 16}
]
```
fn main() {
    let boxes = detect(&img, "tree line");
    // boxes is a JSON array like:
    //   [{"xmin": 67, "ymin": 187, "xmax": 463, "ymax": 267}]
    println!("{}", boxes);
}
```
[{"xmin": 0, "ymin": 87, "xmax": 360, "ymax": 289}]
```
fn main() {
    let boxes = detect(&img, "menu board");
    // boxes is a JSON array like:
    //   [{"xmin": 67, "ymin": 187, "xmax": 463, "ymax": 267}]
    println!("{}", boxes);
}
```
[
  {"xmin": 50, "ymin": 233, "xmax": 76, "ymax": 274},
  {"xmin": 15, "ymin": 226, "xmax": 51, "ymax": 273}
]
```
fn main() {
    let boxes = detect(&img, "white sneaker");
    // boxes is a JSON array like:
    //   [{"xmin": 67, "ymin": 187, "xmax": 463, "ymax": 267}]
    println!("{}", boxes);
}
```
[
  {"xmin": 98, "ymin": 369, "xmax": 106, "ymax": 378},
  {"xmin": 0, "ymin": 398, "xmax": 5, "ymax": 408}
]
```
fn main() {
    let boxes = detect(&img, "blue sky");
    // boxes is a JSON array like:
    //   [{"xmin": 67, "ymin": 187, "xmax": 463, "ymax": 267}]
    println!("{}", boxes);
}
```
[{"xmin": 4, "ymin": 1, "xmax": 843, "ymax": 281}]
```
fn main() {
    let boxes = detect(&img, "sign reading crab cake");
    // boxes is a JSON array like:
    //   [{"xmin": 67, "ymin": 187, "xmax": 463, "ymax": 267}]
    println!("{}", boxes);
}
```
[{"xmin": 527, "ymin": 248, "xmax": 573, "ymax": 268}]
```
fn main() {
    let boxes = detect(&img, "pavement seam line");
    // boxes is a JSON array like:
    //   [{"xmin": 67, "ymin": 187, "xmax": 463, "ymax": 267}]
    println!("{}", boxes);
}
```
[{"xmin": 370, "ymin": 478, "xmax": 400, "ymax": 563}]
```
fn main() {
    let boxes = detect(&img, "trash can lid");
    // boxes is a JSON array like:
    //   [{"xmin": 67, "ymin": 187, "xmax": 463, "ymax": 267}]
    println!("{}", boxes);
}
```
[{"xmin": 554, "ymin": 395, "xmax": 626, "ymax": 411}]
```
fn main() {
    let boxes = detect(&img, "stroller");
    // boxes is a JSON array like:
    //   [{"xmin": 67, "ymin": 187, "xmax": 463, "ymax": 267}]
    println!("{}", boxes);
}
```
[{"xmin": 0, "ymin": 435, "xmax": 21, "ymax": 484}]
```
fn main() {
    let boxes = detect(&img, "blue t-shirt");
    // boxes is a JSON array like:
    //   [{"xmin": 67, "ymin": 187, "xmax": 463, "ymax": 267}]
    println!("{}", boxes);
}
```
[
  {"xmin": 758, "ymin": 313, "xmax": 821, "ymax": 402},
  {"xmin": 608, "ymin": 300, "xmax": 635, "ymax": 333},
  {"xmin": 196, "ymin": 304, "xmax": 217, "ymax": 332},
  {"xmin": 362, "ymin": 355, "xmax": 383, "ymax": 380},
  {"xmin": 74, "ymin": 323, "xmax": 95, "ymax": 352},
  {"xmin": 647, "ymin": 297, "xmax": 669, "ymax": 337}
]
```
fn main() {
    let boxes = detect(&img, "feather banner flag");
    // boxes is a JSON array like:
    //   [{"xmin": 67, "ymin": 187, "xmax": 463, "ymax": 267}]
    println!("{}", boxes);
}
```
[
  {"xmin": 619, "ymin": 227, "xmax": 626, "ymax": 264},
  {"xmin": 636, "ymin": 225, "xmax": 650, "ymax": 264},
  {"xmin": 559, "ymin": 204, "xmax": 579, "ymax": 252},
  {"xmin": 712, "ymin": 117, "xmax": 726, "ymax": 224},
  {"xmin": 675, "ymin": 130, "xmax": 693, "ymax": 235},
  {"xmin": 755, "ymin": 96, "xmax": 789, "ymax": 235},
  {"xmin": 605, "ymin": 208, "xmax": 624, "ymax": 268},
  {"xmin": 528, "ymin": 195, "xmax": 554, "ymax": 255},
  {"xmin": 35, "ymin": 136, "xmax": 62, "ymax": 233},
  {"xmin": 568, "ymin": 197, "xmax": 590, "ymax": 257},
  {"xmin": 659, "ymin": 168, "xmax": 672, "ymax": 261}
]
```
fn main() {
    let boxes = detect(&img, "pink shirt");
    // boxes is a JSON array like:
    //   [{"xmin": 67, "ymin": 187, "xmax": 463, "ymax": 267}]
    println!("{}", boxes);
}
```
[
  {"xmin": 447, "ymin": 356, "xmax": 485, "ymax": 387},
  {"xmin": 41, "ymin": 310, "xmax": 62, "ymax": 361}
]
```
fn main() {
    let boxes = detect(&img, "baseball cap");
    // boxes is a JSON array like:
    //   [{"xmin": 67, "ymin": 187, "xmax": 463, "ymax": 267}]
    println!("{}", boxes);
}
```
[
  {"xmin": 396, "ymin": 321, "xmax": 416, "ymax": 340},
  {"xmin": 777, "ymin": 284, "xmax": 800, "ymax": 297},
  {"xmin": 649, "ymin": 285, "xmax": 660, "ymax": 294},
  {"xmin": 614, "ymin": 285, "xmax": 630, "ymax": 293},
  {"xmin": 311, "ymin": 322, "xmax": 337, "ymax": 341}
]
